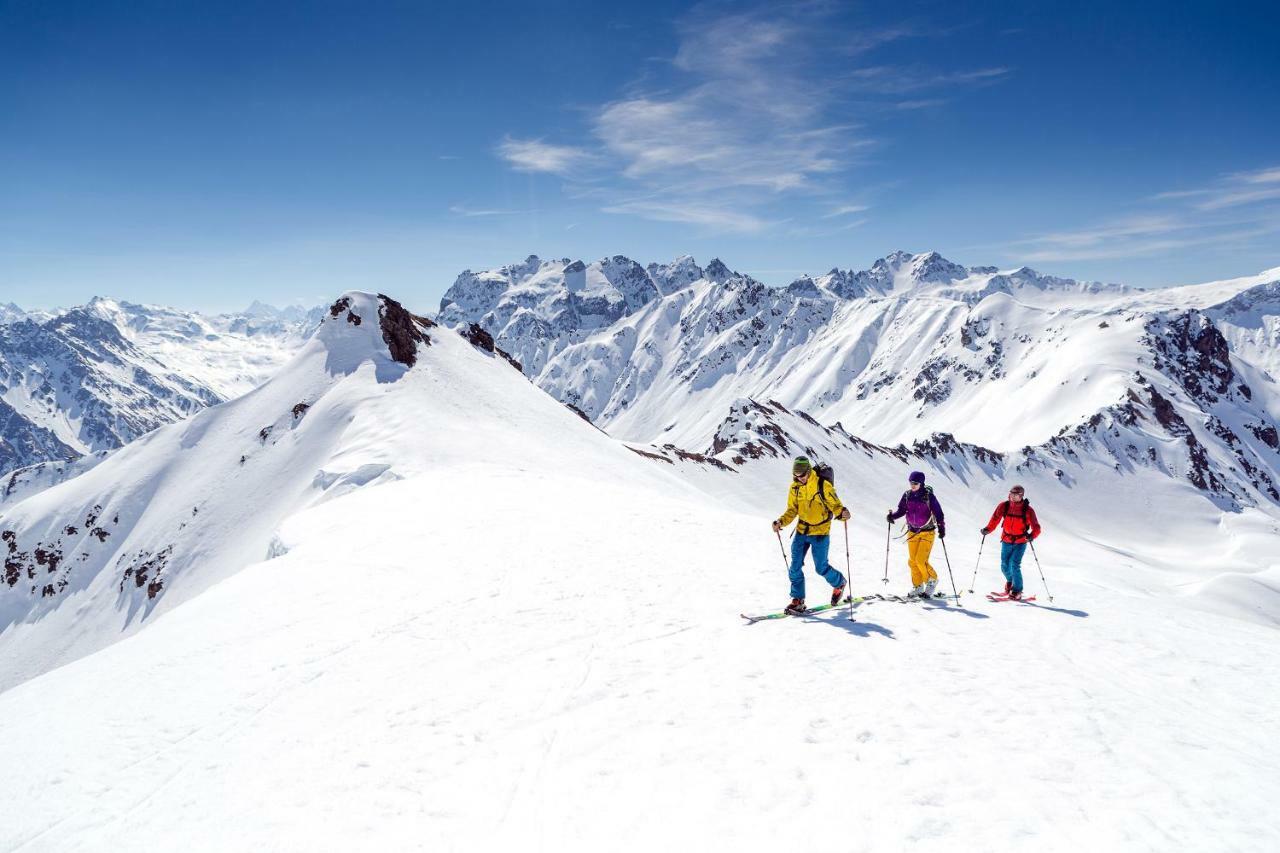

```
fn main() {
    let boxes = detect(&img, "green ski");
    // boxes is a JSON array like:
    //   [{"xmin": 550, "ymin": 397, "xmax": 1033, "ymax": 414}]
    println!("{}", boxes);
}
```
[{"xmin": 740, "ymin": 596, "xmax": 872, "ymax": 624}]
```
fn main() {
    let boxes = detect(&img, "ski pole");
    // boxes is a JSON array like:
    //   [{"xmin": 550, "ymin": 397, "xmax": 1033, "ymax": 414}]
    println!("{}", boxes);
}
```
[
  {"xmin": 882, "ymin": 521, "xmax": 891, "ymax": 585},
  {"xmin": 968, "ymin": 533, "xmax": 987, "ymax": 593},
  {"xmin": 1028, "ymin": 539, "xmax": 1053, "ymax": 602},
  {"xmin": 843, "ymin": 519, "xmax": 853, "ymax": 618},
  {"xmin": 775, "ymin": 528, "xmax": 789, "ymax": 572},
  {"xmin": 939, "ymin": 535, "xmax": 961, "ymax": 602}
]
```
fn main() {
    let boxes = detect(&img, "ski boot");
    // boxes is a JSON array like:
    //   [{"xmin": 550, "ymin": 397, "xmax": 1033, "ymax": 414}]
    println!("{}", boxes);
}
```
[
  {"xmin": 784, "ymin": 598, "xmax": 807, "ymax": 616},
  {"xmin": 1004, "ymin": 580, "xmax": 1013, "ymax": 595},
  {"xmin": 1009, "ymin": 588, "xmax": 1023, "ymax": 601},
  {"xmin": 923, "ymin": 578, "xmax": 939, "ymax": 598},
  {"xmin": 830, "ymin": 584, "xmax": 846, "ymax": 606},
  {"xmin": 906, "ymin": 584, "xmax": 925, "ymax": 600}
]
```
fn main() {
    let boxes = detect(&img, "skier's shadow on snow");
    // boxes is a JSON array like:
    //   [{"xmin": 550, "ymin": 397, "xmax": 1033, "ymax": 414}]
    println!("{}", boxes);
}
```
[
  {"xmin": 919, "ymin": 600, "xmax": 990, "ymax": 620},
  {"xmin": 803, "ymin": 613, "xmax": 896, "ymax": 639},
  {"xmin": 1014, "ymin": 602, "xmax": 1089, "ymax": 618}
]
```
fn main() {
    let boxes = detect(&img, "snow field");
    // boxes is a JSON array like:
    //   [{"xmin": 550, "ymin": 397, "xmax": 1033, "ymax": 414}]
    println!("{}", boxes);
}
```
[{"xmin": 2, "ymin": 461, "xmax": 1278, "ymax": 852}]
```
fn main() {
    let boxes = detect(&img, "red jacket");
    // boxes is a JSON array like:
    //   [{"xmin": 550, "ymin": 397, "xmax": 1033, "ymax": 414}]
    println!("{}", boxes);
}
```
[{"xmin": 983, "ymin": 500, "xmax": 1041, "ymax": 544}]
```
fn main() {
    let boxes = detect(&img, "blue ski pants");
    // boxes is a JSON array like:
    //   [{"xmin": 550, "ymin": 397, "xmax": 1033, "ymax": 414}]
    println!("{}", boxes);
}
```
[
  {"xmin": 1000, "ymin": 541, "xmax": 1027, "ymax": 592},
  {"xmin": 789, "ymin": 533, "xmax": 846, "ymax": 600}
]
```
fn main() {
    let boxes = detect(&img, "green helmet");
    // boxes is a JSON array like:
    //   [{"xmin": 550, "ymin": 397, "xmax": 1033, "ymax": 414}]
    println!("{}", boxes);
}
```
[{"xmin": 792, "ymin": 456, "xmax": 812, "ymax": 475}]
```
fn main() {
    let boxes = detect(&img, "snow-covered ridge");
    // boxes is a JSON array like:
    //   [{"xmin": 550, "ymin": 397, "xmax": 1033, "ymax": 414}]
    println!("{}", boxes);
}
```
[{"xmin": 0, "ymin": 291, "xmax": 513, "ymax": 689}]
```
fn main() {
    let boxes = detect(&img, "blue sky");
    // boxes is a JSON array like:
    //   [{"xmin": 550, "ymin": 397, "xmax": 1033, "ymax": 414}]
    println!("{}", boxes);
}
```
[{"xmin": 2, "ymin": 0, "xmax": 1278, "ymax": 313}]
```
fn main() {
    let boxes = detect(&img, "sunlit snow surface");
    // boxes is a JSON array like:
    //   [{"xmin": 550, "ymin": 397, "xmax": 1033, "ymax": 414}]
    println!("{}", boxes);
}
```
[{"xmin": 1, "ymin": 288, "xmax": 1278, "ymax": 851}]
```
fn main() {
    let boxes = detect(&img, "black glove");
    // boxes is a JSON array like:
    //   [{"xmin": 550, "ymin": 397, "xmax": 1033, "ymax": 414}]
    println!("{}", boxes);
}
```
[
  {"xmin": 980, "ymin": 528, "xmax": 989, "ymax": 536},
  {"xmin": 885, "ymin": 511, "xmax": 895, "ymax": 524},
  {"xmin": 938, "ymin": 526, "xmax": 946, "ymax": 540}
]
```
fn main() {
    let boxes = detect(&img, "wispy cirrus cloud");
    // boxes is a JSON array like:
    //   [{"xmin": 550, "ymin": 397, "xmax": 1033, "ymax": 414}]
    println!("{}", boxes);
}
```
[
  {"xmin": 600, "ymin": 199, "xmax": 771, "ymax": 233},
  {"xmin": 1009, "ymin": 166, "xmax": 1280, "ymax": 263},
  {"xmin": 493, "ymin": 2, "xmax": 1010, "ymax": 234},
  {"xmin": 845, "ymin": 65, "xmax": 1009, "ymax": 94},
  {"xmin": 1152, "ymin": 165, "xmax": 1280, "ymax": 210},
  {"xmin": 823, "ymin": 204, "xmax": 870, "ymax": 218},
  {"xmin": 448, "ymin": 204, "xmax": 538, "ymax": 218},
  {"xmin": 496, "ymin": 137, "xmax": 594, "ymax": 176}
]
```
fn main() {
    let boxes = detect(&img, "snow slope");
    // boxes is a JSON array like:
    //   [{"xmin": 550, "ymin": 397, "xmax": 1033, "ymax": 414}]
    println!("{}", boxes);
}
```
[
  {"xmin": 0, "ymin": 291, "xmax": 691, "ymax": 691},
  {"xmin": 1, "ymin": 287, "xmax": 1278, "ymax": 851}
]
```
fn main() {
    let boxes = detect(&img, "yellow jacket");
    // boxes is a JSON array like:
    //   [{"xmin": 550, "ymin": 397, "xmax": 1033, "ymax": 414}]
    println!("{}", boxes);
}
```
[{"xmin": 777, "ymin": 474, "xmax": 845, "ymax": 536}]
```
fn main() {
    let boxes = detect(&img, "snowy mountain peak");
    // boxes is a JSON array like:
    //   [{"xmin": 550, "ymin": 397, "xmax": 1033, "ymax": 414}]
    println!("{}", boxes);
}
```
[
  {"xmin": 908, "ymin": 250, "xmax": 969, "ymax": 284},
  {"xmin": 647, "ymin": 254, "xmax": 703, "ymax": 295},
  {"xmin": 320, "ymin": 292, "xmax": 436, "ymax": 371},
  {"xmin": 704, "ymin": 258, "xmax": 733, "ymax": 283},
  {"xmin": 0, "ymin": 302, "xmax": 26, "ymax": 324},
  {"xmin": 243, "ymin": 300, "xmax": 312, "ymax": 323}
]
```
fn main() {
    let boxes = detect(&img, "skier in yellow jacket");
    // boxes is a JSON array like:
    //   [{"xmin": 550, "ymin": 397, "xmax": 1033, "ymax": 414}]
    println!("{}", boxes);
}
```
[{"xmin": 772, "ymin": 456, "xmax": 851, "ymax": 615}]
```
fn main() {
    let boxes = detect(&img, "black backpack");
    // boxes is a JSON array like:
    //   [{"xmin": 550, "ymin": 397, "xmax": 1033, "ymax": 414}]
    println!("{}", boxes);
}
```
[{"xmin": 814, "ymin": 462, "xmax": 836, "ymax": 519}]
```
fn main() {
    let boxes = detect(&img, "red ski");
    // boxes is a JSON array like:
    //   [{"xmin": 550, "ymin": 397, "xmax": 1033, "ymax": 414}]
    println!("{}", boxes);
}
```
[{"xmin": 986, "ymin": 592, "xmax": 1037, "ymax": 603}]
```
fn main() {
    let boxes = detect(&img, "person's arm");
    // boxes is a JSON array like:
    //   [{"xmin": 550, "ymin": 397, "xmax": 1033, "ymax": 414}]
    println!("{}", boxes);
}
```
[
  {"xmin": 887, "ymin": 493, "xmax": 907, "ymax": 522},
  {"xmin": 1027, "ymin": 506, "xmax": 1042, "ymax": 541},
  {"xmin": 931, "ymin": 492, "xmax": 946, "ymax": 537},
  {"xmin": 981, "ymin": 503, "xmax": 1005, "ymax": 535}
]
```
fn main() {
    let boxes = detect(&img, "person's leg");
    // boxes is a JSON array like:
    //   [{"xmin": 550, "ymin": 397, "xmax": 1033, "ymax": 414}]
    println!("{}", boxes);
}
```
[
  {"xmin": 789, "ymin": 534, "xmax": 811, "ymax": 600},
  {"xmin": 1009, "ymin": 541, "xmax": 1027, "ymax": 592},
  {"xmin": 920, "ymin": 529, "xmax": 938, "ymax": 581},
  {"xmin": 811, "ymin": 535, "xmax": 843, "ymax": 589},
  {"xmin": 1000, "ymin": 541, "xmax": 1015, "ymax": 584},
  {"xmin": 907, "ymin": 533, "xmax": 925, "ymax": 587}
]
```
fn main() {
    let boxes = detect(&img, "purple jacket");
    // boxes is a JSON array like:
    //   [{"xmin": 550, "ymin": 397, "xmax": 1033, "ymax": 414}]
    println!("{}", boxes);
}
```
[{"xmin": 891, "ymin": 488, "xmax": 945, "ymax": 534}]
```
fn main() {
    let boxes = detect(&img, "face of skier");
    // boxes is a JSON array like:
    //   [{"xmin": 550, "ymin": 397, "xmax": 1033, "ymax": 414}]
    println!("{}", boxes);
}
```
[
  {"xmin": 794, "ymin": 469, "xmax": 810, "ymax": 483},
  {"xmin": 1009, "ymin": 490, "xmax": 1024, "ymax": 503},
  {"xmin": 909, "ymin": 481, "xmax": 921, "ymax": 492}
]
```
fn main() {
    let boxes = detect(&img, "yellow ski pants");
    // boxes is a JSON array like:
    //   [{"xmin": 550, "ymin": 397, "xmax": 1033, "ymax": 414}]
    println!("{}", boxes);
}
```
[{"xmin": 907, "ymin": 529, "xmax": 939, "ymax": 587}]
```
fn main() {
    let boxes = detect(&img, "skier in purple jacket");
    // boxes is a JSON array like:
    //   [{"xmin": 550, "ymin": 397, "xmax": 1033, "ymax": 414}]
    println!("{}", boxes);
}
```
[{"xmin": 886, "ymin": 471, "xmax": 946, "ymax": 597}]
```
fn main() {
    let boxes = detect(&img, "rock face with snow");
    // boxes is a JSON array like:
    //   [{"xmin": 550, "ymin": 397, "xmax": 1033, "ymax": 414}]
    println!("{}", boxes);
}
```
[
  {"xmin": 0, "ymin": 297, "xmax": 318, "ymax": 476},
  {"xmin": 436, "ymin": 254, "xmax": 695, "ymax": 377}
]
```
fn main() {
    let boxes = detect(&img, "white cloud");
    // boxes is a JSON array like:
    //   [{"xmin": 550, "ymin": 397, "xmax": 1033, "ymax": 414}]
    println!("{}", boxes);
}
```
[
  {"xmin": 448, "ymin": 205, "xmax": 532, "ymax": 217},
  {"xmin": 496, "ymin": 137, "xmax": 593, "ymax": 175},
  {"xmin": 600, "ymin": 200, "xmax": 770, "ymax": 233},
  {"xmin": 496, "ymin": 3, "xmax": 1009, "ymax": 233},
  {"xmin": 846, "ymin": 65, "xmax": 1009, "ymax": 94},
  {"xmin": 1009, "ymin": 164, "xmax": 1280, "ymax": 263},
  {"xmin": 823, "ymin": 204, "xmax": 870, "ymax": 218},
  {"xmin": 1153, "ymin": 165, "xmax": 1280, "ymax": 210},
  {"xmin": 1228, "ymin": 166, "xmax": 1280, "ymax": 185},
  {"xmin": 1197, "ymin": 187, "xmax": 1280, "ymax": 211},
  {"xmin": 894, "ymin": 98, "xmax": 947, "ymax": 110}
]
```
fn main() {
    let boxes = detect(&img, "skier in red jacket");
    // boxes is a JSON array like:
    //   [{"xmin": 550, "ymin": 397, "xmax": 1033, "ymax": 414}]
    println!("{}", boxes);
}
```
[{"xmin": 979, "ymin": 484, "xmax": 1041, "ymax": 599}]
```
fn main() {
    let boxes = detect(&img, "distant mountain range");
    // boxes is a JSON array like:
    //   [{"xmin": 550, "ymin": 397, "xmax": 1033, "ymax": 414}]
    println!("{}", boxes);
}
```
[
  {"xmin": 0, "ymin": 298, "xmax": 319, "ymax": 476},
  {"xmin": 438, "ymin": 250, "xmax": 1280, "ymax": 510}
]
